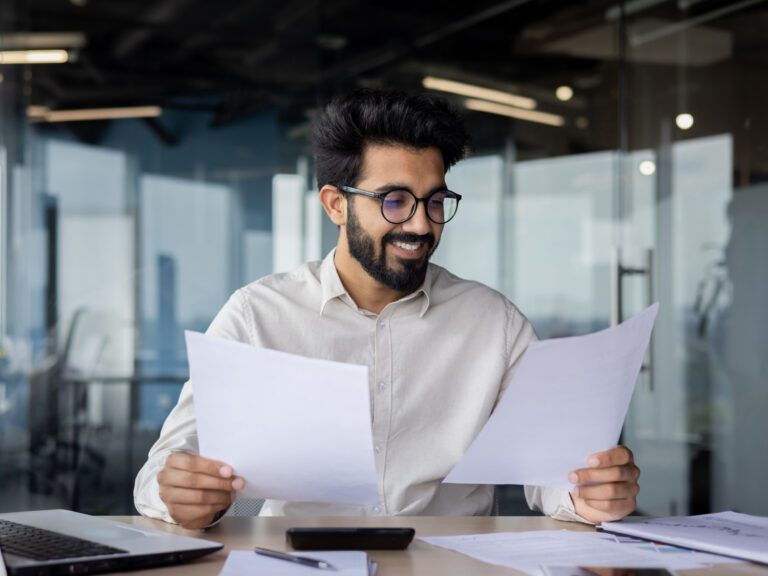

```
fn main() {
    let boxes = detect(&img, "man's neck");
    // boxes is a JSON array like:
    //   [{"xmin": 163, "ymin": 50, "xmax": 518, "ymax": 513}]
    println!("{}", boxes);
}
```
[{"xmin": 333, "ymin": 246, "xmax": 409, "ymax": 315}]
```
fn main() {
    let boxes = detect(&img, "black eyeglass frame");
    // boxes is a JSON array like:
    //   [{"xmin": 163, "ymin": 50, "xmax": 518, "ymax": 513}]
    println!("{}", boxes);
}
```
[{"xmin": 338, "ymin": 185, "xmax": 462, "ymax": 224}]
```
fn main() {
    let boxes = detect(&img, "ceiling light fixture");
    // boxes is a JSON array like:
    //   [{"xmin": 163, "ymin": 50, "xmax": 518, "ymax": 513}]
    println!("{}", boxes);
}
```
[
  {"xmin": 0, "ymin": 32, "xmax": 86, "ymax": 49},
  {"xmin": 464, "ymin": 99, "xmax": 565, "ymax": 127},
  {"xmin": 0, "ymin": 50, "xmax": 69, "ymax": 64},
  {"xmin": 555, "ymin": 85, "xmax": 574, "ymax": 101},
  {"xmin": 675, "ymin": 113, "xmax": 694, "ymax": 130},
  {"xmin": 423, "ymin": 76, "xmax": 536, "ymax": 110},
  {"xmin": 27, "ymin": 105, "xmax": 163, "ymax": 122},
  {"xmin": 638, "ymin": 160, "xmax": 657, "ymax": 176}
]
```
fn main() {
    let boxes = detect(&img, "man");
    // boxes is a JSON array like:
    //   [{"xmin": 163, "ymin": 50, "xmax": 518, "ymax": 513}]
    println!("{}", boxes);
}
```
[{"xmin": 134, "ymin": 89, "xmax": 640, "ymax": 530}]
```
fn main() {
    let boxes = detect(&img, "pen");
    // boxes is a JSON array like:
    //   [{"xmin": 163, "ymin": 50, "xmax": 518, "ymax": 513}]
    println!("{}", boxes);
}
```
[{"xmin": 253, "ymin": 547, "xmax": 337, "ymax": 570}]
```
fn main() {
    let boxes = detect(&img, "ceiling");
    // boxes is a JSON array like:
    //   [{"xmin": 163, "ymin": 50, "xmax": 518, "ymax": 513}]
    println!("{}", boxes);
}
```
[{"xmin": 3, "ymin": 0, "xmax": 767, "ymax": 157}]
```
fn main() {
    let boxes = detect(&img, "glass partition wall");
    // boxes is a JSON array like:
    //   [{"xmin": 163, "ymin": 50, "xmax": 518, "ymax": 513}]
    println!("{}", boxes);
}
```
[{"xmin": 0, "ymin": 0, "xmax": 766, "ymax": 516}]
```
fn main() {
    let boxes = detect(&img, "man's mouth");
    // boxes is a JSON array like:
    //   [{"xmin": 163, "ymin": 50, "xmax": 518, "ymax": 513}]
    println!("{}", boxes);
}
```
[{"xmin": 392, "ymin": 240, "xmax": 422, "ymax": 252}]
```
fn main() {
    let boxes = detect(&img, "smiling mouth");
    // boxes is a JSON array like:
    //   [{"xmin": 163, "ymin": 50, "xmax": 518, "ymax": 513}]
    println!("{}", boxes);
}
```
[{"xmin": 392, "ymin": 240, "xmax": 422, "ymax": 252}]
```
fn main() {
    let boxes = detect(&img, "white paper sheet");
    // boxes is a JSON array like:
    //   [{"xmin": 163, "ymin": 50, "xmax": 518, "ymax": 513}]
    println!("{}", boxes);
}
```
[
  {"xmin": 601, "ymin": 511, "xmax": 768, "ymax": 564},
  {"xmin": 219, "ymin": 550, "xmax": 373, "ymax": 576},
  {"xmin": 420, "ymin": 529, "xmax": 739, "ymax": 576},
  {"xmin": 186, "ymin": 331, "xmax": 379, "ymax": 504},
  {"xmin": 444, "ymin": 303, "xmax": 658, "ymax": 489}
]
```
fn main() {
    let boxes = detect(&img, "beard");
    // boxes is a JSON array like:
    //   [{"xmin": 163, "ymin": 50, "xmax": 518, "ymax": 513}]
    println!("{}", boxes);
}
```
[{"xmin": 346, "ymin": 204, "xmax": 437, "ymax": 293}]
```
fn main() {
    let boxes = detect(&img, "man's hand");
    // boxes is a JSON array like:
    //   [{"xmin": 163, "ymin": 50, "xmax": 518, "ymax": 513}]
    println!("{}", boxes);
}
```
[
  {"xmin": 569, "ymin": 445, "xmax": 640, "ymax": 523},
  {"xmin": 157, "ymin": 452, "xmax": 245, "ymax": 530}
]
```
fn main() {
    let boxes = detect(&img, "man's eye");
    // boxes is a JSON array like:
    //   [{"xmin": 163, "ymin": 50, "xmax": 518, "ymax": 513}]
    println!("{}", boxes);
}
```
[{"xmin": 384, "ymin": 192, "xmax": 410, "ymax": 207}]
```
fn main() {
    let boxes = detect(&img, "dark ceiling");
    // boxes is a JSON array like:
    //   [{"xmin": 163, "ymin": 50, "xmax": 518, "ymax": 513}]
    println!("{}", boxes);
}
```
[{"xmin": 3, "ymin": 0, "xmax": 767, "ymax": 159}]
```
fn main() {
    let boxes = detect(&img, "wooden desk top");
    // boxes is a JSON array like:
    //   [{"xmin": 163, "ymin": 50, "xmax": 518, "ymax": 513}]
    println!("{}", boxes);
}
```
[{"xmin": 113, "ymin": 515, "xmax": 768, "ymax": 576}]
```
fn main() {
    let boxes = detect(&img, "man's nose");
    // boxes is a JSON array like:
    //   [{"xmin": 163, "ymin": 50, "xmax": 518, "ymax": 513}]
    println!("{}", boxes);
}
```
[{"xmin": 401, "ymin": 199, "xmax": 432, "ymax": 234}]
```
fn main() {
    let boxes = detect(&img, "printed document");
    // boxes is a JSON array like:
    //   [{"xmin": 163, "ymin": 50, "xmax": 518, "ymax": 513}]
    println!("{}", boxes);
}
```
[
  {"xmin": 601, "ymin": 511, "xmax": 768, "ymax": 564},
  {"xmin": 420, "ymin": 529, "xmax": 739, "ymax": 576},
  {"xmin": 218, "ymin": 550, "xmax": 375, "ymax": 576},
  {"xmin": 185, "ymin": 331, "xmax": 379, "ymax": 505},
  {"xmin": 444, "ymin": 303, "xmax": 658, "ymax": 489}
]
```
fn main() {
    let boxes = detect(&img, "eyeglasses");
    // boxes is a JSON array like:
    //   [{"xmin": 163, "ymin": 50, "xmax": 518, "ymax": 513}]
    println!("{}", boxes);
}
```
[{"xmin": 339, "ymin": 185, "xmax": 462, "ymax": 224}]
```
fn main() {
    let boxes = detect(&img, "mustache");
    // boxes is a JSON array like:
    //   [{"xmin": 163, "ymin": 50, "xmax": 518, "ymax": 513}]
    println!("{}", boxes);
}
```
[{"xmin": 383, "ymin": 232, "xmax": 435, "ymax": 248}]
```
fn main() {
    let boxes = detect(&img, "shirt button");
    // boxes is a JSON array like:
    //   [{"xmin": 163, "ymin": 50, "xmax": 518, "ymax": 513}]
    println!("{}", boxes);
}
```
[
  {"xmin": 374, "ymin": 444, "xmax": 382, "ymax": 454},
  {"xmin": 378, "ymin": 381, "xmax": 386, "ymax": 390},
  {"xmin": 373, "ymin": 506, "xmax": 381, "ymax": 513},
  {"xmin": 378, "ymin": 320, "xmax": 385, "ymax": 328}
]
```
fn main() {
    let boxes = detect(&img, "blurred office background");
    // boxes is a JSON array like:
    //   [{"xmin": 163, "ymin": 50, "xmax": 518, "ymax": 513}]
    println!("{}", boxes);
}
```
[{"xmin": 0, "ymin": 0, "xmax": 765, "ymax": 516}]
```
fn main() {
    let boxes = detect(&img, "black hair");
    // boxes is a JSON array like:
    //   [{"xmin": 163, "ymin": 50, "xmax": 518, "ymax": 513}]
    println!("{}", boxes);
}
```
[{"xmin": 311, "ymin": 88, "xmax": 471, "ymax": 190}]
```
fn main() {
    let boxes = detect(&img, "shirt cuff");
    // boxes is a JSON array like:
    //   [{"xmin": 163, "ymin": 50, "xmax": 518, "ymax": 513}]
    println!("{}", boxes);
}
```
[{"xmin": 524, "ymin": 485, "xmax": 593, "ymax": 524}]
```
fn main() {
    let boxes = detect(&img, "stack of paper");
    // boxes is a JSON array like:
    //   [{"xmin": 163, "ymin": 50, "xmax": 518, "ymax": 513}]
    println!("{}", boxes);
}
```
[
  {"xmin": 601, "ymin": 511, "xmax": 768, "ymax": 564},
  {"xmin": 219, "ymin": 550, "xmax": 376, "ymax": 576}
]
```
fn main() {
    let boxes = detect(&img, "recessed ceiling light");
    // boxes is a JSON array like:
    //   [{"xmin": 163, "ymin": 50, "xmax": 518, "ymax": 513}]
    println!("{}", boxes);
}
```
[
  {"xmin": 555, "ymin": 85, "xmax": 574, "ymax": 101},
  {"xmin": 639, "ymin": 160, "xmax": 657, "ymax": 176},
  {"xmin": 676, "ymin": 113, "xmax": 694, "ymax": 130}
]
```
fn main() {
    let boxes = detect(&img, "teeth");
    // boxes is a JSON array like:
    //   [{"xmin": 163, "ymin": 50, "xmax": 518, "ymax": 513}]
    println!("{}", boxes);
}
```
[{"xmin": 393, "ymin": 241, "xmax": 420, "ymax": 251}]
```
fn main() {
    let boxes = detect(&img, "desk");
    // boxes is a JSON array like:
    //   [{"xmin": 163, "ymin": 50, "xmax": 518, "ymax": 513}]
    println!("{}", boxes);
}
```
[{"xmin": 112, "ymin": 516, "xmax": 768, "ymax": 576}]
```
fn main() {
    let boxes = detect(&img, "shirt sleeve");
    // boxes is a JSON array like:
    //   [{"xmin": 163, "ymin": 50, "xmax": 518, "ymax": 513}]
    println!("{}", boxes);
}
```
[
  {"xmin": 133, "ymin": 290, "xmax": 253, "ymax": 524},
  {"xmin": 524, "ymin": 485, "xmax": 592, "ymax": 524}
]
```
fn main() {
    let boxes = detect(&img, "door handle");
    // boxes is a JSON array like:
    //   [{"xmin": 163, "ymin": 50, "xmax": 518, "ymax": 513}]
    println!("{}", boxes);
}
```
[{"xmin": 611, "ymin": 247, "xmax": 655, "ymax": 391}]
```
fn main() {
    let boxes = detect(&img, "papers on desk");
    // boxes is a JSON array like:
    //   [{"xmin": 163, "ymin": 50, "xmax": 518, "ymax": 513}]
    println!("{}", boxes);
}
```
[
  {"xmin": 219, "ymin": 550, "xmax": 376, "ymax": 576},
  {"xmin": 444, "ymin": 304, "xmax": 658, "ymax": 489},
  {"xmin": 185, "ymin": 331, "xmax": 379, "ymax": 505},
  {"xmin": 601, "ymin": 511, "xmax": 768, "ymax": 565},
  {"xmin": 420, "ymin": 529, "xmax": 740, "ymax": 576}
]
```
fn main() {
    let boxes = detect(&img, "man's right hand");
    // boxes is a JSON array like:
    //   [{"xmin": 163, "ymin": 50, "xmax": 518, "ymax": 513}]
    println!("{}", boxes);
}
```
[{"xmin": 157, "ymin": 452, "xmax": 245, "ymax": 530}]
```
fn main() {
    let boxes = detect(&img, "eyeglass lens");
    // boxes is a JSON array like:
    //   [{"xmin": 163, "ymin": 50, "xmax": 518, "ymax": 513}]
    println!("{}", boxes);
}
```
[{"xmin": 382, "ymin": 190, "xmax": 458, "ymax": 224}]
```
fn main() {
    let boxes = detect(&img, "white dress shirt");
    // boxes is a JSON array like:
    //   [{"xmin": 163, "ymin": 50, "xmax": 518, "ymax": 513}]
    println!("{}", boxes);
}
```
[{"xmin": 134, "ymin": 250, "xmax": 583, "ymax": 522}]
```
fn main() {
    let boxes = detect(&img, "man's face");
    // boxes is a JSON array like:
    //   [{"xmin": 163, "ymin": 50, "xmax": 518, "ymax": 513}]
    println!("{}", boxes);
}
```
[{"xmin": 344, "ymin": 143, "xmax": 446, "ymax": 293}]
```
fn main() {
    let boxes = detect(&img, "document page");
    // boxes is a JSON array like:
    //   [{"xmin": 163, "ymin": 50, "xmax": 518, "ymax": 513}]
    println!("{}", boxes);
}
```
[
  {"xmin": 420, "ymin": 529, "xmax": 738, "ymax": 576},
  {"xmin": 219, "ymin": 550, "xmax": 373, "ymax": 576},
  {"xmin": 186, "ymin": 331, "xmax": 379, "ymax": 505},
  {"xmin": 601, "ymin": 511, "xmax": 768, "ymax": 564},
  {"xmin": 444, "ymin": 303, "xmax": 658, "ymax": 489}
]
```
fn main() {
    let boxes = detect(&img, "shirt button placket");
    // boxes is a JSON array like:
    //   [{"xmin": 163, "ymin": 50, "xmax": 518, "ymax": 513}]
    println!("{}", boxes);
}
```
[{"xmin": 372, "ymin": 312, "xmax": 391, "ymax": 515}]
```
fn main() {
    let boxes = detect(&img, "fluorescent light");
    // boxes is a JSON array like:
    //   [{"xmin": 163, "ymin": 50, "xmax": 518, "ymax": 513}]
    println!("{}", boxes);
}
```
[
  {"xmin": 464, "ymin": 99, "xmax": 565, "ymax": 127},
  {"xmin": 676, "ymin": 113, "xmax": 694, "ymax": 130},
  {"xmin": 0, "ymin": 50, "xmax": 69, "ymax": 64},
  {"xmin": 555, "ymin": 85, "xmax": 574, "ymax": 101},
  {"xmin": 423, "ymin": 76, "xmax": 536, "ymax": 110},
  {"xmin": 0, "ymin": 32, "xmax": 86, "ymax": 49},
  {"xmin": 27, "ymin": 105, "xmax": 162, "ymax": 122}
]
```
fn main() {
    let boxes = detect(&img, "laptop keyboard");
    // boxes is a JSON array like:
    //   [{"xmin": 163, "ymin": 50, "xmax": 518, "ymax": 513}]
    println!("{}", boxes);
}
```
[{"xmin": 0, "ymin": 519, "xmax": 127, "ymax": 561}]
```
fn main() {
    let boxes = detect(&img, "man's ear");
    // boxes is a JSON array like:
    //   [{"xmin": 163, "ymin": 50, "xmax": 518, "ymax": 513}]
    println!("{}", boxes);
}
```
[{"xmin": 319, "ymin": 185, "xmax": 347, "ymax": 226}]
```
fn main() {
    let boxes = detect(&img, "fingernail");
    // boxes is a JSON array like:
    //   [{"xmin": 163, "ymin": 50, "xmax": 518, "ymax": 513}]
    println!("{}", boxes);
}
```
[
  {"xmin": 232, "ymin": 477, "xmax": 244, "ymax": 490},
  {"xmin": 219, "ymin": 466, "xmax": 232, "ymax": 477},
  {"xmin": 569, "ymin": 472, "xmax": 579, "ymax": 484},
  {"xmin": 572, "ymin": 487, "xmax": 580, "ymax": 497},
  {"xmin": 588, "ymin": 457, "xmax": 600, "ymax": 467}
]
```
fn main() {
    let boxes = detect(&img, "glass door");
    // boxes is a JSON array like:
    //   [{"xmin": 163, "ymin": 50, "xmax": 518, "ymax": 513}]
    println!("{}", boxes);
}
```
[{"xmin": 619, "ymin": 0, "xmax": 768, "ymax": 516}]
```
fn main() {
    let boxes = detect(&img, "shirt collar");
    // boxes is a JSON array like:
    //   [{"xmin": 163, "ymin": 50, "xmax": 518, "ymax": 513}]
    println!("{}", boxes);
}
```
[{"xmin": 318, "ymin": 248, "xmax": 433, "ymax": 318}]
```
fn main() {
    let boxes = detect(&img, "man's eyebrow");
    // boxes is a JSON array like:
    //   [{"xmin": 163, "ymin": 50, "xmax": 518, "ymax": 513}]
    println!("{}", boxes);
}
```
[{"xmin": 373, "ymin": 183, "xmax": 449, "ymax": 194}]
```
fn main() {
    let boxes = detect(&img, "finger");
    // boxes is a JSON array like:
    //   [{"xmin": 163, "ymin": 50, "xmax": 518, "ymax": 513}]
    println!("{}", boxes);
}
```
[
  {"xmin": 165, "ymin": 503, "xmax": 227, "ymax": 530},
  {"xmin": 579, "ymin": 497, "xmax": 636, "ymax": 518},
  {"xmin": 158, "ymin": 466, "xmax": 245, "ymax": 492},
  {"xmin": 573, "ymin": 481, "xmax": 639, "ymax": 501},
  {"xmin": 166, "ymin": 452, "xmax": 234, "ymax": 478},
  {"xmin": 570, "ymin": 464, "xmax": 640, "ymax": 485},
  {"xmin": 585, "ymin": 445, "xmax": 634, "ymax": 468},
  {"xmin": 158, "ymin": 485, "xmax": 234, "ymax": 507}
]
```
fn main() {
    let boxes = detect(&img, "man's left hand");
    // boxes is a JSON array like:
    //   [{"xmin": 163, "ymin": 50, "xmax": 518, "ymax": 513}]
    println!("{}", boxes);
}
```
[{"xmin": 569, "ymin": 445, "xmax": 640, "ymax": 523}]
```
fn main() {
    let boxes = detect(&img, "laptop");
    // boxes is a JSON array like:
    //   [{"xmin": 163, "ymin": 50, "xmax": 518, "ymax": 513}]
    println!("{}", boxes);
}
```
[{"xmin": 0, "ymin": 509, "xmax": 222, "ymax": 576}]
